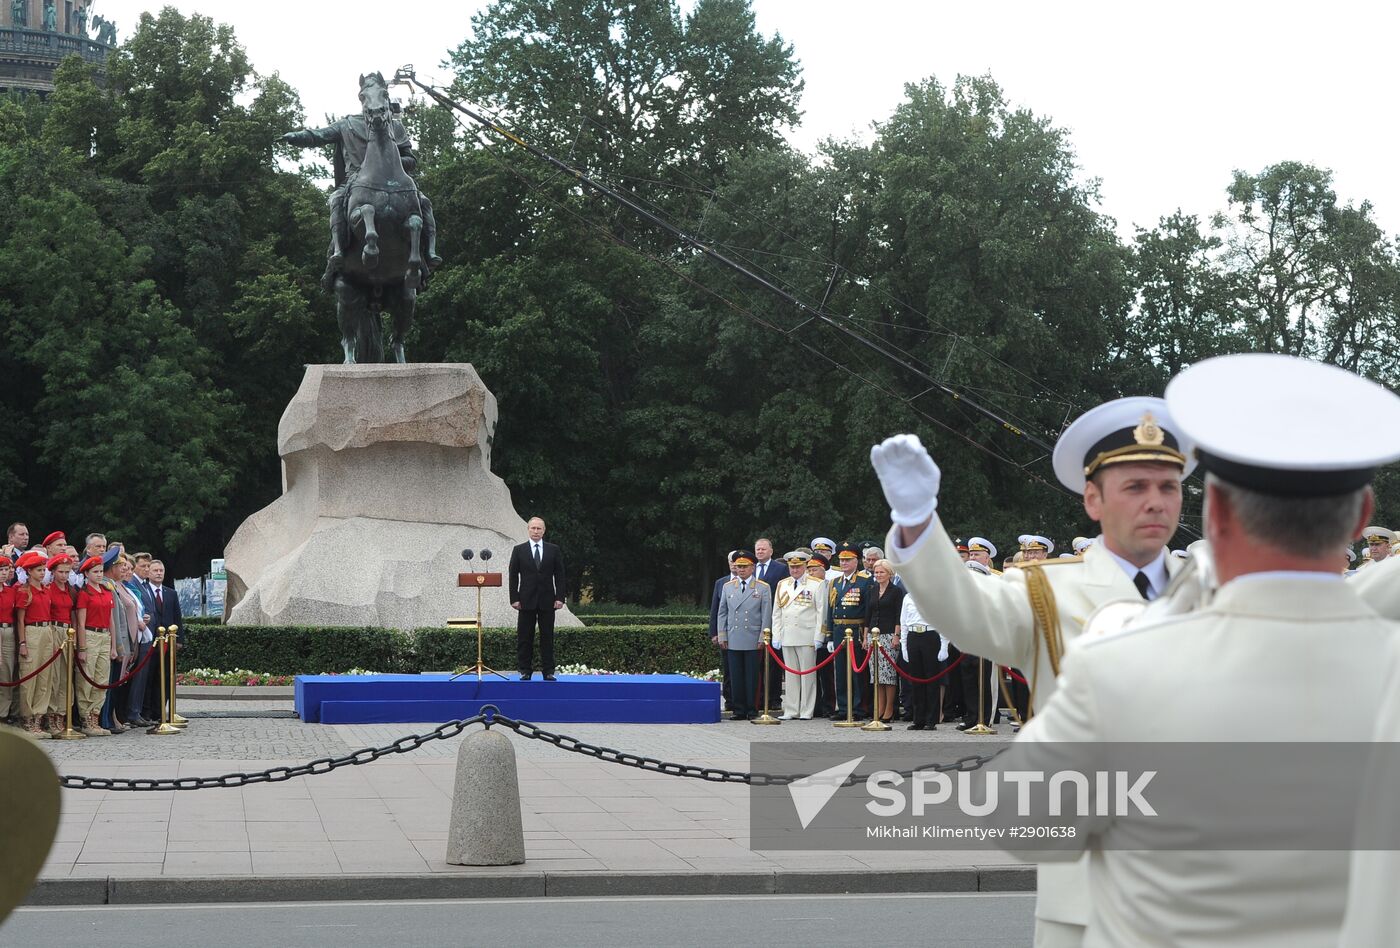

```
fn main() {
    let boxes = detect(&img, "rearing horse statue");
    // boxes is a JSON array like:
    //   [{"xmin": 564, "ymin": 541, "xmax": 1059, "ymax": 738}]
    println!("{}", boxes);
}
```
[{"xmin": 280, "ymin": 72, "xmax": 441, "ymax": 363}]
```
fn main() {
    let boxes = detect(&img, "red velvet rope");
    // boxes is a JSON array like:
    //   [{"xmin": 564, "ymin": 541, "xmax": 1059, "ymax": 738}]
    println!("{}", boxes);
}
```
[
  {"xmin": 0, "ymin": 644, "xmax": 65, "ymax": 687},
  {"xmin": 850, "ymin": 640, "xmax": 871, "ymax": 674},
  {"xmin": 875, "ymin": 645, "xmax": 966, "ymax": 684},
  {"xmin": 764, "ymin": 639, "xmax": 846, "ymax": 675},
  {"xmin": 76, "ymin": 639, "xmax": 161, "ymax": 690}
]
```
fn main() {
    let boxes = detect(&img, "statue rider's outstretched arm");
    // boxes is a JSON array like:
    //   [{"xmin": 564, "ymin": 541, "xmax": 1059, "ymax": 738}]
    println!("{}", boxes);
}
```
[{"xmin": 281, "ymin": 125, "xmax": 342, "ymax": 148}]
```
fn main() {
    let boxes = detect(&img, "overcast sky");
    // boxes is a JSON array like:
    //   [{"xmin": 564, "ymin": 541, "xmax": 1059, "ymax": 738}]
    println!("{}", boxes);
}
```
[{"xmin": 94, "ymin": 0, "xmax": 1400, "ymax": 238}]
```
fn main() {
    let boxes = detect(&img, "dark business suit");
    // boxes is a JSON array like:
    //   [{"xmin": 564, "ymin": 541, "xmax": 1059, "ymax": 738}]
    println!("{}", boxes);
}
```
[
  {"xmin": 509, "ymin": 539, "xmax": 566, "ymax": 677},
  {"xmin": 142, "ymin": 581, "xmax": 184, "ymax": 720}
]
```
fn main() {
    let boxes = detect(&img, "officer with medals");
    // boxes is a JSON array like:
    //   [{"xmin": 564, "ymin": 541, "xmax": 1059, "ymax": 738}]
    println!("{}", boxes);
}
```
[
  {"xmin": 715, "ymin": 550, "xmax": 773, "ymax": 721},
  {"xmin": 994, "ymin": 353, "xmax": 1400, "ymax": 948},
  {"xmin": 870, "ymin": 396, "xmax": 1196, "ymax": 948},
  {"xmin": 1018, "ymin": 534, "xmax": 1054, "ymax": 561},
  {"xmin": 823, "ymin": 543, "xmax": 875, "ymax": 721},
  {"xmin": 770, "ymin": 551, "xmax": 824, "ymax": 720}
]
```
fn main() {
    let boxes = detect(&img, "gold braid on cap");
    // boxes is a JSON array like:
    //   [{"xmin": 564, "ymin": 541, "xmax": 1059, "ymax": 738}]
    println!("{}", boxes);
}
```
[{"xmin": 1083, "ymin": 412, "xmax": 1187, "ymax": 477}]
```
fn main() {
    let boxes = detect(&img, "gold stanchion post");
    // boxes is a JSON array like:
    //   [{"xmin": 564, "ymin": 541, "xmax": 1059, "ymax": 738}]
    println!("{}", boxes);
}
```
[
  {"xmin": 148, "ymin": 629, "xmax": 181, "ymax": 736},
  {"xmin": 963, "ymin": 656, "xmax": 996, "ymax": 735},
  {"xmin": 752, "ymin": 629, "xmax": 779, "ymax": 725},
  {"xmin": 54, "ymin": 628, "xmax": 85, "ymax": 741},
  {"xmin": 168, "ymin": 624, "xmax": 187, "ymax": 728},
  {"xmin": 861, "ymin": 628, "xmax": 890, "ymax": 732},
  {"xmin": 833, "ymin": 628, "xmax": 862, "ymax": 728}
]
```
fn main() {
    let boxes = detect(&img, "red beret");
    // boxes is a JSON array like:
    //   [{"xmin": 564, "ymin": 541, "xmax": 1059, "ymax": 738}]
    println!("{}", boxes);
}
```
[
  {"xmin": 78, "ymin": 555, "xmax": 104, "ymax": 574},
  {"xmin": 0, "ymin": 555, "xmax": 11, "ymax": 567},
  {"xmin": 46, "ymin": 554, "xmax": 73, "ymax": 570},
  {"xmin": 42, "ymin": 531, "xmax": 66, "ymax": 547},
  {"xmin": 17, "ymin": 551, "xmax": 47, "ymax": 570}
]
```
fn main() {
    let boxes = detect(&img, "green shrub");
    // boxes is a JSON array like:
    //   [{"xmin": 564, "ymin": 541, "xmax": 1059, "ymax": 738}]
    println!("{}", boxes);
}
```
[{"xmin": 181, "ymin": 624, "xmax": 714, "ymax": 676}]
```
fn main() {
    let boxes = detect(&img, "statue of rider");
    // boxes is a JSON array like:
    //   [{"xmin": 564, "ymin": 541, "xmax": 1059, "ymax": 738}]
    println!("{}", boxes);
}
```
[{"xmin": 280, "ymin": 74, "xmax": 441, "ymax": 290}]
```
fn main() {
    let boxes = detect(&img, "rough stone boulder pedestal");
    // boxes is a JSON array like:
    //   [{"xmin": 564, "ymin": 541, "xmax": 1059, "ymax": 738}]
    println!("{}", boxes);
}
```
[{"xmin": 224, "ymin": 364, "xmax": 580, "ymax": 630}]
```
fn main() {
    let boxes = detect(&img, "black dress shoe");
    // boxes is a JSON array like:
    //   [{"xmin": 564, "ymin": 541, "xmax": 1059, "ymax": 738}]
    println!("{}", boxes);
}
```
[
  {"xmin": 543, "ymin": 674, "xmax": 557, "ymax": 681},
  {"xmin": 908, "ymin": 722, "xmax": 925, "ymax": 731},
  {"xmin": 956, "ymin": 721, "xmax": 976, "ymax": 731},
  {"xmin": 519, "ymin": 673, "xmax": 533, "ymax": 681}
]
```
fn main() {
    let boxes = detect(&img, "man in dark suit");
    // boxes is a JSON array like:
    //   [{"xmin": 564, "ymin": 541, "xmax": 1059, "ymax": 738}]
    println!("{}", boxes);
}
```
[
  {"xmin": 142, "ymin": 558, "xmax": 184, "ymax": 721},
  {"xmin": 751, "ymin": 538, "xmax": 786, "ymax": 587},
  {"xmin": 508, "ymin": 517, "xmax": 567, "ymax": 681}
]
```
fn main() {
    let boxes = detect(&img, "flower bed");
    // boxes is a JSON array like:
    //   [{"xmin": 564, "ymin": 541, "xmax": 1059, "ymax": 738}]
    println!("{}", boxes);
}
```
[{"xmin": 177, "ymin": 667, "xmax": 386, "ymax": 686}]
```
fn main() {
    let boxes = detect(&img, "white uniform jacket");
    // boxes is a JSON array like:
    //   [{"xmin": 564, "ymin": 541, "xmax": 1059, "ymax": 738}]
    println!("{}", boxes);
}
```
[
  {"xmin": 887, "ymin": 517, "xmax": 1182, "ymax": 930},
  {"xmin": 1001, "ymin": 574, "xmax": 1396, "ymax": 948},
  {"xmin": 771, "ymin": 576, "xmax": 826, "ymax": 648}
]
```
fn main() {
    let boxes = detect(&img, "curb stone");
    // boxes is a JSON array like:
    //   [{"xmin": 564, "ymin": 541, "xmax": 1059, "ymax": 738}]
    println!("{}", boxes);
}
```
[{"xmin": 28, "ymin": 867, "xmax": 1034, "ymax": 906}]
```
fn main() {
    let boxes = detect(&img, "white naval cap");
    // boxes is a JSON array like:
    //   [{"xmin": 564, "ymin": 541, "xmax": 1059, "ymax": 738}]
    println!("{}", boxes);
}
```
[
  {"xmin": 809, "ymin": 536, "xmax": 836, "ymax": 553},
  {"xmin": 1057, "ymin": 552, "xmax": 1076, "ymax": 558},
  {"xmin": 1362, "ymin": 526, "xmax": 1395, "ymax": 543},
  {"xmin": 965, "ymin": 559, "xmax": 991, "ymax": 576},
  {"xmin": 1345, "ymin": 547, "xmax": 1357, "ymax": 563},
  {"xmin": 1072, "ymin": 536, "xmax": 1094, "ymax": 554},
  {"xmin": 1018, "ymin": 534, "xmax": 1054, "ymax": 554},
  {"xmin": 1052, "ymin": 396, "xmax": 1197, "ymax": 494},
  {"xmin": 967, "ymin": 536, "xmax": 997, "ymax": 558},
  {"xmin": 1166, "ymin": 354, "xmax": 1400, "ymax": 496},
  {"xmin": 1170, "ymin": 549, "xmax": 1190, "ymax": 559}
]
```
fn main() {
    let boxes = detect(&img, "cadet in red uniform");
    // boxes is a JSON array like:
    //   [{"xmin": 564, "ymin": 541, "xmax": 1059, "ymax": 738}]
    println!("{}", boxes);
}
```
[
  {"xmin": 14, "ymin": 550, "xmax": 57, "ymax": 737},
  {"xmin": 73, "ymin": 556, "xmax": 113, "ymax": 736},
  {"xmin": 42, "ymin": 531, "xmax": 67, "ymax": 557},
  {"xmin": 0, "ymin": 555, "xmax": 17, "ymax": 723},
  {"xmin": 45, "ymin": 554, "xmax": 78, "ymax": 731}
]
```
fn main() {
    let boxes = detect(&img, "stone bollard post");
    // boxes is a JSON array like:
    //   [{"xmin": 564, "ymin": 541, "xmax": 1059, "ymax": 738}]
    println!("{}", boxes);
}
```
[{"xmin": 446, "ymin": 727, "xmax": 526, "ymax": 866}]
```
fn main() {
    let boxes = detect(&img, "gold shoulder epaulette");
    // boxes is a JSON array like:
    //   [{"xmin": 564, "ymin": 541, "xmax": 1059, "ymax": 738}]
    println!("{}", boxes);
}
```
[
  {"xmin": 1011, "ymin": 556, "xmax": 1084, "ymax": 570},
  {"xmin": 856, "ymin": 569, "xmax": 872, "ymax": 578}
]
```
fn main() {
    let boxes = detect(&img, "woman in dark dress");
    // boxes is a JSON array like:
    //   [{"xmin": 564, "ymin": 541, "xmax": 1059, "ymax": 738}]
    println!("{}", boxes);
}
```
[{"xmin": 865, "ymin": 560, "xmax": 906, "ymax": 724}]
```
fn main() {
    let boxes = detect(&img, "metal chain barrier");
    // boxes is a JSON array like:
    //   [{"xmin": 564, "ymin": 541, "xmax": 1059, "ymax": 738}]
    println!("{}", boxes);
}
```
[
  {"xmin": 0, "ymin": 644, "xmax": 65, "ymax": 688},
  {"xmin": 60, "ymin": 715, "xmax": 486, "ymax": 791},
  {"xmin": 60, "ymin": 706, "xmax": 1005, "ymax": 792}
]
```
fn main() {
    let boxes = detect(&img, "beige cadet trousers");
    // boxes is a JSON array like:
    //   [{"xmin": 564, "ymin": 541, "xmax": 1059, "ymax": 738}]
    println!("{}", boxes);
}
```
[
  {"xmin": 18, "ymin": 623, "xmax": 59, "ymax": 717},
  {"xmin": 0, "ymin": 622, "xmax": 17, "ymax": 718},
  {"xmin": 75, "ymin": 630, "xmax": 110, "ymax": 718},
  {"xmin": 48, "ymin": 626, "xmax": 72, "ymax": 716}
]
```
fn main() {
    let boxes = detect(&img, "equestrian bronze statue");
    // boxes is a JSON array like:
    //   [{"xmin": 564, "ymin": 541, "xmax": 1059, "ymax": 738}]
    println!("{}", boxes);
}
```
[{"xmin": 281, "ymin": 72, "xmax": 441, "ymax": 363}]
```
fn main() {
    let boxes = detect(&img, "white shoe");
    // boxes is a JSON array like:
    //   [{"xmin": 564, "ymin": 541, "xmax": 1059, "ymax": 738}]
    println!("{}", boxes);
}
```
[
  {"xmin": 778, "ymin": 714, "xmax": 793, "ymax": 720},
  {"xmin": 799, "ymin": 716, "xmax": 812, "ymax": 720}
]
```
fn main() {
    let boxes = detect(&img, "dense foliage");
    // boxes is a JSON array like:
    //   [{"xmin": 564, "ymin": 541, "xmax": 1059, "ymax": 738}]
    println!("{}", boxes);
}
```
[{"xmin": 4, "ymin": 3, "xmax": 1399, "ymax": 601}]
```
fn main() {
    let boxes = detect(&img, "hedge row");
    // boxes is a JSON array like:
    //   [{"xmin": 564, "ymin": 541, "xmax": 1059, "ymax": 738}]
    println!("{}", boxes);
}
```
[{"xmin": 180, "ymin": 624, "xmax": 715, "ymax": 676}]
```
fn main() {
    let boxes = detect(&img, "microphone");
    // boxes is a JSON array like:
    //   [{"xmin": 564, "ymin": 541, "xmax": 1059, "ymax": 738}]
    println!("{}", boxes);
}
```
[
  {"xmin": 461, "ymin": 549, "xmax": 474, "ymax": 562},
  {"xmin": 480, "ymin": 549, "xmax": 493, "ymax": 562}
]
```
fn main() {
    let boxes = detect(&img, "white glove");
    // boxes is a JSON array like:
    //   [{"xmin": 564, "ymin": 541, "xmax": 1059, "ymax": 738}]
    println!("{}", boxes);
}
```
[
  {"xmin": 826, "ymin": 640, "xmax": 835, "ymax": 653},
  {"xmin": 937, "ymin": 641, "xmax": 949, "ymax": 662},
  {"xmin": 814, "ymin": 632, "xmax": 825, "ymax": 648},
  {"xmin": 900, "ymin": 638, "xmax": 909, "ymax": 663},
  {"xmin": 870, "ymin": 434, "xmax": 941, "ymax": 526}
]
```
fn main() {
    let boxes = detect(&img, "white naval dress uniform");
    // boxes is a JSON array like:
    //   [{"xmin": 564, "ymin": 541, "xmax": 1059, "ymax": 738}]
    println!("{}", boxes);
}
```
[
  {"xmin": 770, "ymin": 574, "xmax": 825, "ymax": 719},
  {"xmin": 1341, "ymin": 553, "xmax": 1400, "ymax": 947},
  {"xmin": 1001, "ymin": 573, "xmax": 1396, "ymax": 948},
  {"xmin": 887, "ymin": 517, "xmax": 1182, "ymax": 947}
]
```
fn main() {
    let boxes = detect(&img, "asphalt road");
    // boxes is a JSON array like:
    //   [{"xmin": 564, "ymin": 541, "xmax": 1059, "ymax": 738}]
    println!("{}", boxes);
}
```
[{"xmin": 5, "ymin": 893, "xmax": 1035, "ymax": 947}]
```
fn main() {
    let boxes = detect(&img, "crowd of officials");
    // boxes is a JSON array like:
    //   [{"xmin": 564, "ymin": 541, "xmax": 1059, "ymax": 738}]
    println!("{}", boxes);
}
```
[
  {"xmin": 0, "ymin": 522, "xmax": 183, "ymax": 739},
  {"xmin": 709, "ymin": 535, "xmax": 1031, "ymax": 729}
]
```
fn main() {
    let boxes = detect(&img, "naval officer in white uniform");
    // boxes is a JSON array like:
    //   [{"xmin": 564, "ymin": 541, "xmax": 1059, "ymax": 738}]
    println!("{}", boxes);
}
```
[
  {"xmin": 870, "ymin": 395, "xmax": 1196, "ymax": 948},
  {"xmin": 990, "ymin": 353, "xmax": 1400, "ymax": 947}
]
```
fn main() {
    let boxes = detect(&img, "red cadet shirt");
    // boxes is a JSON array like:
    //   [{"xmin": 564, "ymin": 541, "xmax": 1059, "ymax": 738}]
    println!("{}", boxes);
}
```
[
  {"xmin": 0, "ymin": 583, "xmax": 15, "ymax": 624},
  {"xmin": 17, "ymin": 583, "xmax": 55, "ymax": 624},
  {"xmin": 47, "ymin": 583, "xmax": 76, "ymax": 626},
  {"xmin": 76, "ymin": 584, "xmax": 114, "ymax": 630}
]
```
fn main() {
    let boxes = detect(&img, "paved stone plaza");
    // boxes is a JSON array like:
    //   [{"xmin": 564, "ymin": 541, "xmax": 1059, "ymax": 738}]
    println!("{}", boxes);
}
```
[{"xmin": 33, "ymin": 696, "xmax": 1022, "ymax": 888}]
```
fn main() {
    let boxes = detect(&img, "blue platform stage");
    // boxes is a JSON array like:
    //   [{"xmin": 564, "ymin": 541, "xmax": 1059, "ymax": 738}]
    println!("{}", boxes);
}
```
[{"xmin": 295, "ymin": 673, "xmax": 722, "ymax": 725}]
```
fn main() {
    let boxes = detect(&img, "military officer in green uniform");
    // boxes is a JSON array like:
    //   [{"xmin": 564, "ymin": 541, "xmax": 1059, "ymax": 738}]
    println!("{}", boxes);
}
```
[{"xmin": 823, "ymin": 543, "xmax": 875, "ymax": 720}]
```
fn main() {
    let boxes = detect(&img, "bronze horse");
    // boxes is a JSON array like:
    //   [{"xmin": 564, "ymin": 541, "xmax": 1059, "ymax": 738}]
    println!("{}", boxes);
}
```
[
  {"xmin": 282, "ymin": 72, "xmax": 432, "ymax": 363},
  {"xmin": 334, "ymin": 74, "xmax": 427, "ymax": 363}
]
